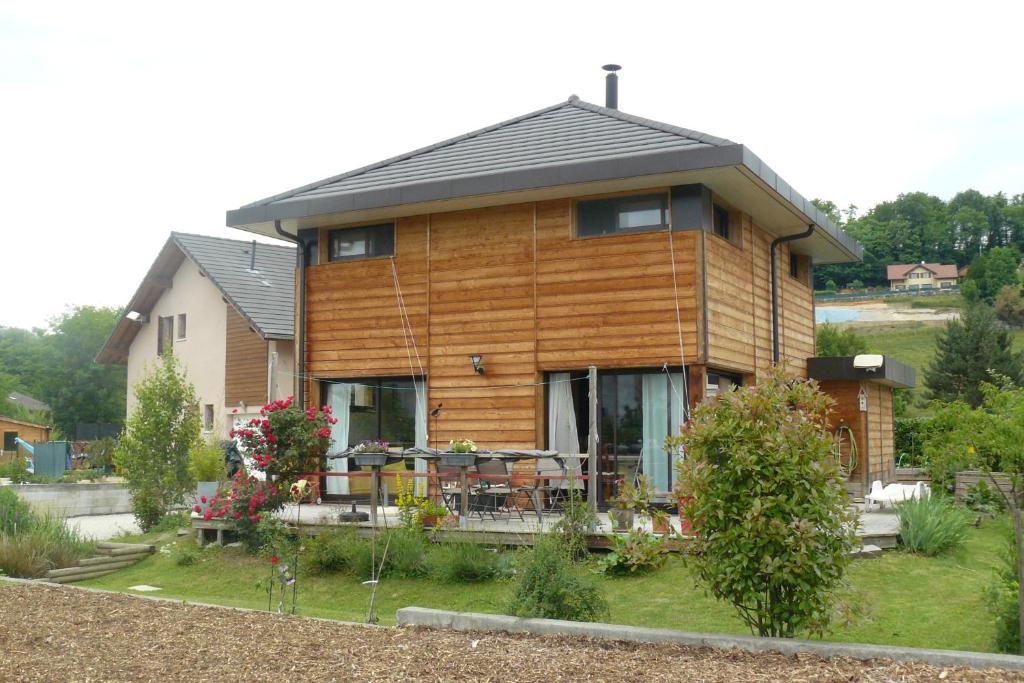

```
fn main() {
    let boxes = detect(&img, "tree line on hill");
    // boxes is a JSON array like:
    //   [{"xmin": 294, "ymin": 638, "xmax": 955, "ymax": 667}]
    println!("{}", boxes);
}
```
[
  {"xmin": 0, "ymin": 306, "xmax": 126, "ymax": 438},
  {"xmin": 811, "ymin": 189, "xmax": 1024, "ymax": 290}
]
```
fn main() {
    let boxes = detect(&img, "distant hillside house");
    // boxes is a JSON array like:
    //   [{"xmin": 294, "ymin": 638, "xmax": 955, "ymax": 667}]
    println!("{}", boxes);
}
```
[
  {"xmin": 6, "ymin": 391, "xmax": 50, "ymax": 414},
  {"xmin": 96, "ymin": 233, "xmax": 296, "ymax": 439},
  {"xmin": 886, "ymin": 262, "xmax": 959, "ymax": 291}
]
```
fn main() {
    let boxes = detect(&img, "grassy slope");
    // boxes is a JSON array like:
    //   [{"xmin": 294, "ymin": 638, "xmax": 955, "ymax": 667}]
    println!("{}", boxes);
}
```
[
  {"xmin": 844, "ymin": 322, "xmax": 1024, "ymax": 414},
  {"xmin": 69, "ymin": 517, "xmax": 1011, "ymax": 653}
]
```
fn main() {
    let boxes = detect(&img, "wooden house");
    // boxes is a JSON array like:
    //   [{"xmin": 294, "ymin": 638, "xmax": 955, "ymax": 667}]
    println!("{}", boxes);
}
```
[
  {"xmin": 226, "ymin": 72, "xmax": 875, "ymax": 502},
  {"xmin": 0, "ymin": 415, "xmax": 50, "ymax": 463},
  {"xmin": 96, "ymin": 233, "xmax": 296, "ymax": 439},
  {"xmin": 808, "ymin": 356, "xmax": 916, "ymax": 497}
]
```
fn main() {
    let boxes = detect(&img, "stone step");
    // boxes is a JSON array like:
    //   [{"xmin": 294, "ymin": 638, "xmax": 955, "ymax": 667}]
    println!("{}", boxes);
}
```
[{"xmin": 851, "ymin": 544, "xmax": 884, "ymax": 559}]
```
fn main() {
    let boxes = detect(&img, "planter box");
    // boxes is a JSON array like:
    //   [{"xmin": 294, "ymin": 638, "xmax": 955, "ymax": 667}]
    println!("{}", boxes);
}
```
[
  {"xmin": 440, "ymin": 454, "xmax": 476, "ymax": 468},
  {"xmin": 353, "ymin": 454, "xmax": 390, "ymax": 468}
]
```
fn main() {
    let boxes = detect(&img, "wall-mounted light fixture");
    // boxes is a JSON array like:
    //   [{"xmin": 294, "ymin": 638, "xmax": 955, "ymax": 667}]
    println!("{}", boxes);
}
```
[{"xmin": 469, "ymin": 354, "xmax": 485, "ymax": 375}]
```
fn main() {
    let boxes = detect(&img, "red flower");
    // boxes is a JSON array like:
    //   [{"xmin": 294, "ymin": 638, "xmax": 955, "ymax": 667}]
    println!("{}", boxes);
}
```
[
  {"xmin": 202, "ymin": 509, "xmax": 213, "ymax": 521},
  {"xmin": 231, "ymin": 408, "xmax": 238, "ymax": 414},
  {"xmin": 193, "ymin": 505, "xmax": 201, "ymax": 513},
  {"xmin": 200, "ymin": 495, "xmax": 207, "ymax": 503},
  {"xmin": 271, "ymin": 555, "xmax": 279, "ymax": 564},
  {"xmin": 316, "ymin": 427, "xmax": 332, "ymax": 439}
]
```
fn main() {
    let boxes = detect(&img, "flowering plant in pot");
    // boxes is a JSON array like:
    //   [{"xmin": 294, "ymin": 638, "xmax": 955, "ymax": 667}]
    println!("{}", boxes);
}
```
[
  {"xmin": 449, "ymin": 438, "xmax": 477, "ymax": 454},
  {"xmin": 418, "ymin": 499, "xmax": 448, "ymax": 529},
  {"xmin": 352, "ymin": 439, "xmax": 391, "ymax": 468}
]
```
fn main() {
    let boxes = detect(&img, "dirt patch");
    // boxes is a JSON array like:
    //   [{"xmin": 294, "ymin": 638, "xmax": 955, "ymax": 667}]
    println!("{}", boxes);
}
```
[{"xmin": 0, "ymin": 582, "xmax": 1020, "ymax": 682}]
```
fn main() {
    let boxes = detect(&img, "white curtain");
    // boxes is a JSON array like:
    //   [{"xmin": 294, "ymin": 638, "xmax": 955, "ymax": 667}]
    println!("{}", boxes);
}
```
[
  {"xmin": 326, "ymin": 383, "xmax": 352, "ymax": 495},
  {"xmin": 548, "ymin": 373, "xmax": 582, "ymax": 489},
  {"xmin": 667, "ymin": 372, "xmax": 686, "ymax": 491},
  {"xmin": 641, "ymin": 374, "xmax": 670, "ymax": 495},
  {"xmin": 414, "ymin": 382, "xmax": 428, "ymax": 496}
]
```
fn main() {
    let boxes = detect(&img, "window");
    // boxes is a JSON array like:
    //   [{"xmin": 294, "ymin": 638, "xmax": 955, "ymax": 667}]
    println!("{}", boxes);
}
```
[
  {"xmin": 789, "ymin": 253, "xmax": 800, "ymax": 279},
  {"xmin": 705, "ymin": 371, "xmax": 742, "ymax": 401},
  {"xmin": 3, "ymin": 431, "xmax": 17, "ymax": 452},
  {"xmin": 157, "ymin": 316, "xmax": 173, "ymax": 356},
  {"xmin": 712, "ymin": 203, "xmax": 730, "ymax": 240},
  {"xmin": 203, "ymin": 404, "xmax": 214, "ymax": 432},
  {"xmin": 576, "ymin": 193, "xmax": 668, "ymax": 237},
  {"xmin": 176, "ymin": 313, "xmax": 187, "ymax": 340},
  {"xmin": 328, "ymin": 224, "xmax": 394, "ymax": 261},
  {"xmin": 596, "ymin": 369, "xmax": 686, "ymax": 499}
]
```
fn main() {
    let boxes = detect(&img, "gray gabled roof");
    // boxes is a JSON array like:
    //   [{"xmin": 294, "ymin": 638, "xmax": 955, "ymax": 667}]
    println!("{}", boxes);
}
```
[
  {"xmin": 241, "ymin": 97, "xmax": 734, "ymax": 210},
  {"xmin": 171, "ymin": 232, "xmax": 295, "ymax": 340},
  {"xmin": 96, "ymin": 233, "xmax": 295, "ymax": 365}
]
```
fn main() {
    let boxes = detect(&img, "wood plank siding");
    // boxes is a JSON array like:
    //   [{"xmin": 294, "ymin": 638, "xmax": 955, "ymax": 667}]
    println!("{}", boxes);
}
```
[
  {"xmin": 304, "ymin": 195, "xmax": 817, "ymax": 448},
  {"xmin": 224, "ymin": 305, "xmax": 268, "ymax": 407},
  {"xmin": 704, "ymin": 218, "xmax": 814, "ymax": 379}
]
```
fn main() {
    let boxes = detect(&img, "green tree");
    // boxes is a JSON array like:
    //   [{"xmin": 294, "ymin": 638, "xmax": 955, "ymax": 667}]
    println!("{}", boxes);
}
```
[
  {"xmin": 40, "ymin": 306, "xmax": 127, "ymax": 437},
  {"xmin": 816, "ymin": 323, "xmax": 868, "ymax": 357},
  {"xmin": 115, "ymin": 353, "xmax": 200, "ymax": 530},
  {"xmin": 677, "ymin": 367, "xmax": 857, "ymax": 638},
  {"xmin": 995, "ymin": 285, "xmax": 1024, "ymax": 328},
  {"xmin": 969, "ymin": 247, "xmax": 1021, "ymax": 303},
  {"xmin": 925, "ymin": 304, "xmax": 1024, "ymax": 407}
]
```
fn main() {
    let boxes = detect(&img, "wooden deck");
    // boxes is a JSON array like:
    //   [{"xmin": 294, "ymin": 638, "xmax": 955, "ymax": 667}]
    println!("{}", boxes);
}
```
[{"xmin": 192, "ymin": 502, "xmax": 899, "ymax": 550}]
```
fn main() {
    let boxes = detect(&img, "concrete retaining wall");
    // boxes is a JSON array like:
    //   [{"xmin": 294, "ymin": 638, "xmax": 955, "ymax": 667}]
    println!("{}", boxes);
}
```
[
  {"xmin": 7, "ymin": 483, "xmax": 132, "ymax": 517},
  {"xmin": 396, "ymin": 607, "xmax": 1024, "ymax": 672}
]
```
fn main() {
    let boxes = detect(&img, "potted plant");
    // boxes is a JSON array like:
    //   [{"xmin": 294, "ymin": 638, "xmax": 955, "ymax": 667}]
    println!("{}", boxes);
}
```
[
  {"xmin": 440, "ymin": 438, "xmax": 478, "ymax": 467},
  {"xmin": 418, "ymin": 498, "xmax": 449, "ymax": 528},
  {"xmin": 608, "ymin": 478, "xmax": 638, "ymax": 531},
  {"xmin": 189, "ymin": 437, "xmax": 225, "ymax": 516},
  {"xmin": 352, "ymin": 439, "xmax": 391, "ymax": 467},
  {"xmin": 650, "ymin": 508, "xmax": 672, "ymax": 535}
]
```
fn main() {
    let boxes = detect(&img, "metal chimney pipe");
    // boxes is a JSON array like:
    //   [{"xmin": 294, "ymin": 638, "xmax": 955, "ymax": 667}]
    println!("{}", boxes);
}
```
[
  {"xmin": 250, "ymin": 240, "xmax": 256, "ymax": 271},
  {"xmin": 602, "ymin": 64, "xmax": 621, "ymax": 109}
]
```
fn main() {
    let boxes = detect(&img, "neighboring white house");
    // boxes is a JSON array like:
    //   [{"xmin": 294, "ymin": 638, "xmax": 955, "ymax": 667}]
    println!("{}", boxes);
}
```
[
  {"xmin": 97, "ymin": 233, "xmax": 296, "ymax": 439},
  {"xmin": 886, "ymin": 262, "xmax": 960, "ymax": 291}
]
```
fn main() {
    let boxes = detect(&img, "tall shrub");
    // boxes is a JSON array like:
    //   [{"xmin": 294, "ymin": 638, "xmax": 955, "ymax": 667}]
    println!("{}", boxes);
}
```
[
  {"xmin": 677, "ymin": 366, "xmax": 858, "ymax": 638},
  {"xmin": 115, "ymin": 354, "xmax": 200, "ymax": 531}
]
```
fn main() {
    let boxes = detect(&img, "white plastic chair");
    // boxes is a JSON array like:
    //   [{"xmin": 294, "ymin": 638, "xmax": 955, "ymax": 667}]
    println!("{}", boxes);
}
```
[{"xmin": 865, "ymin": 480, "xmax": 930, "ymax": 510}]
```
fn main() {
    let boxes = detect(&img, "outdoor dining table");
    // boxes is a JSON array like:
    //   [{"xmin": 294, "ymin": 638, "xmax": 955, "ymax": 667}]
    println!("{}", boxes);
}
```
[
  {"xmin": 401, "ymin": 448, "xmax": 560, "ymax": 526},
  {"xmin": 330, "ymin": 449, "xmax": 560, "ymax": 526}
]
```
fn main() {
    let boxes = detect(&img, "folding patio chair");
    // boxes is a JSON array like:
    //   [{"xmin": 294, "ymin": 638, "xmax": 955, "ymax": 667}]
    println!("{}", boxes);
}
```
[{"xmin": 472, "ymin": 458, "xmax": 525, "ymax": 521}]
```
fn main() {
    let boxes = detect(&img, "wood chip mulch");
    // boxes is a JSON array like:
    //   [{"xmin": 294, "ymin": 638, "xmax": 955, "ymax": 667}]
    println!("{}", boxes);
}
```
[{"xmin": 0, "ymin": 582, "xmax": 1020, "ymax": 682}]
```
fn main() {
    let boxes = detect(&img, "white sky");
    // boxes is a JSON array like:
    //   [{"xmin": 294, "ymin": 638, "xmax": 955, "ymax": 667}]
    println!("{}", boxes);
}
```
[{"xmin": 1, "ymin": 0, "xmax": 1021, "ymax": 330}]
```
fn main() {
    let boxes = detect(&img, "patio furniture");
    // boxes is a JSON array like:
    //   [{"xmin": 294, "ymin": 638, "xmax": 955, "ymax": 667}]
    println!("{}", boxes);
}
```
[
  {"xmin": 471, "ymin": 458, "xmax": 525, "ymax": 521},
  {"xmin": 865, "ymin": 480, "xmax": 930, "ymax": 510},
  {"xmin": 437, "ymin": 462, "xmax": 469, "ymax": 514}
]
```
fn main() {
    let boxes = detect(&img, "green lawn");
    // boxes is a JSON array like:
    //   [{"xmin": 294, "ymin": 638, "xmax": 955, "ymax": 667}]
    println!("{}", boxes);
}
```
[{"xmin": 65, "ymin": 517, "xmax": 1011, "ymax": 653}]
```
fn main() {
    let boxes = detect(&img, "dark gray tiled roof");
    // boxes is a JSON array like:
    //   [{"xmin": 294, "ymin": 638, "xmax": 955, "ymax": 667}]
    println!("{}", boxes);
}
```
[
  {"xmin": 172, "ymin": 233, "xmax": 295, "ymax": 339},
  {"xmin": 242, "ymin": 97, "xmax": 733, "ymax": 209}
]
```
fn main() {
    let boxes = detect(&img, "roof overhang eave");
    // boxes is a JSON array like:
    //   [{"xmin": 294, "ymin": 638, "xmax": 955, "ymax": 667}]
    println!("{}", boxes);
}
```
[{"xmin": 228, "ymin": 144, "xmax": 863, "ymax": 264}]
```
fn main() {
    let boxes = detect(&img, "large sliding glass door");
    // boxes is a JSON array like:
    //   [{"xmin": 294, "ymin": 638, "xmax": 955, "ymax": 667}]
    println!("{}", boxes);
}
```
[
  {"xmin": 547, "ymin": 368, "xmax": 687, "ymax": 506},
  {"xmin": 324, "ymin": 378, "xmax": 426, "ymax": 497}
]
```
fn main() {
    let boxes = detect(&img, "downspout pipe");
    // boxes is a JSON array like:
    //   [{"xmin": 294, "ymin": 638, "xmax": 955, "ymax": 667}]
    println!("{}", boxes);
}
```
[
  {"xmin": 275, "ymin": 220, "xmax": 307, "ymax": 409},
  {"xmin": 770, "ymin": 224, "xmax": 815, "ymax": 364}
]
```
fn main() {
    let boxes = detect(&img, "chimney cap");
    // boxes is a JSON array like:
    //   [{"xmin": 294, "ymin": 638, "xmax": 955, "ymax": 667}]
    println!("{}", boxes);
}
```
[{"xmin": 602, "ymin": 64, "xmax": 622, "ymax": 72}]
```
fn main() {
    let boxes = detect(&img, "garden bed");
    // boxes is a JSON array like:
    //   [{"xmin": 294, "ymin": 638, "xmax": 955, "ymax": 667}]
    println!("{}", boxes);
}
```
[{"xmin": 0, "ymin": 582, "xmax": 1018, "ymax": 682}]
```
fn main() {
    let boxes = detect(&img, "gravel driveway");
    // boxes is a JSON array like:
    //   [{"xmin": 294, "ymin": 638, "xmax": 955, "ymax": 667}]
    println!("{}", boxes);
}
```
[{"xmin": 0, "ymin": 582, "xmax": 1020, "ymax": 682}]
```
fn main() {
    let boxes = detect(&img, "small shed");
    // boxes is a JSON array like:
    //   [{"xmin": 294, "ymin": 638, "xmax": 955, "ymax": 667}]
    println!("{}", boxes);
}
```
[
  {"xmin": 0, "ymin": 415, "xmax": 51, "ymax": 464},
  {"xmin": 808, "ymin": 356, "xmax": 916, "ymax": 498}
]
